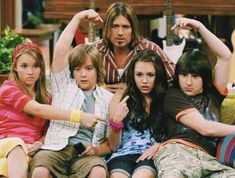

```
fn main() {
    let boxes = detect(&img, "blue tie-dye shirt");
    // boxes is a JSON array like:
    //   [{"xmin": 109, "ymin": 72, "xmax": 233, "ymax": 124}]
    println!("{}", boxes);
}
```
[{"xmin": 108, "ymin": 123, "xmax": 156, "ymax": 161}]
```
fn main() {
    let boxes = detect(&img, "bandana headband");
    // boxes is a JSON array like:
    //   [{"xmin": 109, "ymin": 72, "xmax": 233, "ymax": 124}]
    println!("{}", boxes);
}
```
[{"xmin": 12, "ymin": 42, "xmax": 43, "ymax": 63}]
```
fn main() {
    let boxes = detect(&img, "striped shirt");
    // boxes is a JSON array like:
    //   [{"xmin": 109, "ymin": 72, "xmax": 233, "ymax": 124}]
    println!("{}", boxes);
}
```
[
  {"xmin": 0, "ymin": 80, "xmax": 47, "ymax": 144},
  {"xmin": 93, "ymin": 39, "xmax": 175, "ymax": 84}
]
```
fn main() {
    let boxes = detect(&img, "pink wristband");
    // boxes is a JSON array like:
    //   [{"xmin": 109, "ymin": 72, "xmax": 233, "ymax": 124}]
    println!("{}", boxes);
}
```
[{"xmin": 109, "ymin": 118, "xmax": 124, "ymax": 131}]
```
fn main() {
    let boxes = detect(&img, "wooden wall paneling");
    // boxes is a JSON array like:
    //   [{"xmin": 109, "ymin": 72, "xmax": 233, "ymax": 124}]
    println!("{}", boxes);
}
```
[
  {"xmin": 44, "ymin": 0, "xmax": 165, "ymax": 22},
  {"xmin": 0, "ymin": 0, "xmax": 15, "ymax": 32},
  {"xmin": 173, "ymin": 0, "xmax": 235, "ymax": 15},
  {"xmin": 43, "ymin": 0, "xmax": 235, "ymax": 45},
  {"xmin": 44, "ymin": 0, "xmax": 235, "ymax": 23}
]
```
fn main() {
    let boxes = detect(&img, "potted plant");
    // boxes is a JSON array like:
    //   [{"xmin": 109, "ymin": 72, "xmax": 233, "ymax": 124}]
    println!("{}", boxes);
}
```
[{"xmin": 0, "ymin": 27, "xmax": 27, "ymax": 84}]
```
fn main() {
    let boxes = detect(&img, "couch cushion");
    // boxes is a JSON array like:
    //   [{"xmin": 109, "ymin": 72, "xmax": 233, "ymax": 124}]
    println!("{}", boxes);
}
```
[
  {"xmin": 220, "ymin": 93, "xmax": 235, "ymax": 124},
  {"xmin": 217, "ymin": 133, "xmax": 235, "ymax": 168}
]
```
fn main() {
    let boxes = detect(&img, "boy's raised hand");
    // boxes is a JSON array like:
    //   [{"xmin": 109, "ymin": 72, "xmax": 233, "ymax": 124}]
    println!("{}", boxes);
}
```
[{"xmin": 78, "ymin": 9, "xmax": 103, "ymax": 34}]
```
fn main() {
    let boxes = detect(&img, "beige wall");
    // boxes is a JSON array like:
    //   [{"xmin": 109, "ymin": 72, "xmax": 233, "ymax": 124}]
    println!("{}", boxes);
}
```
[
  {"xmin": 15, "ymin": 0, "xmax": 22, "ymax": 29},
  {"xmin": 230, "ymin": 30, "xmax": 235, "ymax": 84},
  {"xmin": 1, "ymin": 0, "xmax": 15, "ymax": 32}
]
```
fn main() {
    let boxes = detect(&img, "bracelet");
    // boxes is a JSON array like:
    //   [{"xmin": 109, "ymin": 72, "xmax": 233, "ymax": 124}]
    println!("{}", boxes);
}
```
[
  {"xmin": 70, "ymin": 110, "xmax": 81, "ymax": 122},
  {"xmin": 34, "ymin": 141, "xmax": 43, "ymax": 147},
  {"xmin": 109, "ymin": 118, "xmax": 124, "ymax": 131}
]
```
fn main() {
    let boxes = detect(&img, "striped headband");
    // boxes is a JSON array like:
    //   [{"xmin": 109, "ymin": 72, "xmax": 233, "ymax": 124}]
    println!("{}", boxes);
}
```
[{"xmin": 12, "ymin": 42, "xmax": 43, "ymax": 63}]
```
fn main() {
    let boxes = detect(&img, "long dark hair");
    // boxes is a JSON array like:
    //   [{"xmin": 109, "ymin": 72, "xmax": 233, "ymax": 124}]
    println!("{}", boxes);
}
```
[
  {"xmin": 123, "ymin": 49, "xmax": 168, "ymax": 141},
  {"xmin": 173, "ymin": 49, "xmax": 212, "ymax": 94}
]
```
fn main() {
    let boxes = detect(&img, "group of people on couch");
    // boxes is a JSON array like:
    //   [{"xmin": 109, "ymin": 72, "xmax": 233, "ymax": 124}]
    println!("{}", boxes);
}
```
[{"xmin": 1, "ymin": 2, "xmax": 235, "ymax": 178}]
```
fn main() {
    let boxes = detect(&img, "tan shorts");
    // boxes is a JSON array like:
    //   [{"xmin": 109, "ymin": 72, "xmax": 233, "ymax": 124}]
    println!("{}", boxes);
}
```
[
  {"xmin": 0, "ymin": 137, "xmax": 29, "ymax": 177},
  {"xmin": 29, "ymin": 145, "xmax": 107, "ymax": 178}
]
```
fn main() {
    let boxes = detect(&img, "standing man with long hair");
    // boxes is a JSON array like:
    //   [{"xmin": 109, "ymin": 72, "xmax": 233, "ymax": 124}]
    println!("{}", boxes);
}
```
[{"xmin": 92, "ymin": 2, "xmax": 174, "ymax": 93}]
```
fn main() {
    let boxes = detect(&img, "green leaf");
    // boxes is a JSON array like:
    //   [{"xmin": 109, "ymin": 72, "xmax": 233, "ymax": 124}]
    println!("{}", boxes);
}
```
[
  {"xmin": 27, "ymin": 12, "xmax": 43, "ymax": 27},
  {"xmin": 0, "ymin": 26, "xmax": 27, "ymax": 73}
]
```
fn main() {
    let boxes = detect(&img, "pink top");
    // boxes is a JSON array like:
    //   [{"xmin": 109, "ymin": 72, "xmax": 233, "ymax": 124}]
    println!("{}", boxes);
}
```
[{"xmin": 0, "ymin": 80, "xmax": 48, "ymax": 144}]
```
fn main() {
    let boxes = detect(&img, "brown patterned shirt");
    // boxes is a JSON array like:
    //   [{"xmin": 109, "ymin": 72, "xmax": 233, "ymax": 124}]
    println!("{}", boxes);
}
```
[{"xmin": 93, "ymin": 39, "xmax": 175, "ymax": 84}]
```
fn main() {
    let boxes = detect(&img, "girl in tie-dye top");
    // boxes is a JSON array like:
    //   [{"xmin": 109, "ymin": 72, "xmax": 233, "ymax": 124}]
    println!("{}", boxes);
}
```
[{"xmin": 107, "ymin": 49, "xmax": 168, "ymax": 178}]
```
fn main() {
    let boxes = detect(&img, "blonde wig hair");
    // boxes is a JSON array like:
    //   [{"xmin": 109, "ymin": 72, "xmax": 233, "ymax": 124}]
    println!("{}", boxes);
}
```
[{"xmin": 9, "ymin": 42, "xmax": 50, "ymax": 104}]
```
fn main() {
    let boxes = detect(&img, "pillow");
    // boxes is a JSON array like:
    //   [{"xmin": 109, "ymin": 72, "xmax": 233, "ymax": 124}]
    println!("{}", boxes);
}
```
[
  {"xmin": 216, "ymin": 120, "xmax": 235, "ymax": 168},
  {"xmin": 216, "ymin": 134, "xmax": 235, "ymax": 168},
  {"xmin": 220, "ymin": 93, "xmax": 235, "ymax": 124}
]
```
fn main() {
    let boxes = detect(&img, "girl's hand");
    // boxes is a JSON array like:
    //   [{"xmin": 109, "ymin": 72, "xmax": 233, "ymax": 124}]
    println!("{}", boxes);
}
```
[
  {"xmin": 136, "ymin": 143, "xmax": 160, "ymax": 163},
  {"xmin": 27, "ymin": 141, "xmax": 42, "ymax": 156},
  {"xmin": 112, "ymin": 95, "xmax": 129, "ymax": 124},
  {"xmin": 80, "ymin": 112, "xmax": 106, "ymax": 128}
]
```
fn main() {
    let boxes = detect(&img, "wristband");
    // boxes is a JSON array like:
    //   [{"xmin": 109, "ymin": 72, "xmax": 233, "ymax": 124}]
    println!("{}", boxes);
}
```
[
  {"xmin": 109, "ymin": 118, "xmax": 124, "ymax": 131},
  {"xmin": 70, "ymin": 110, "xmax": 81, "ymax": 122}
]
